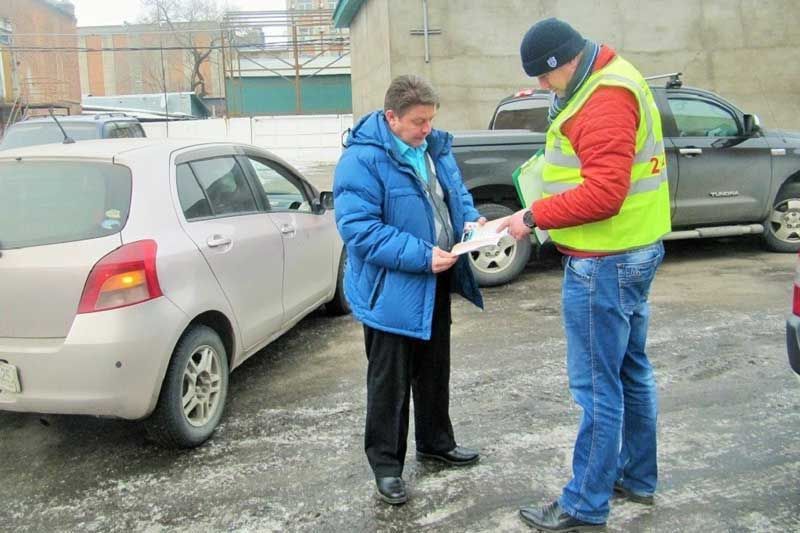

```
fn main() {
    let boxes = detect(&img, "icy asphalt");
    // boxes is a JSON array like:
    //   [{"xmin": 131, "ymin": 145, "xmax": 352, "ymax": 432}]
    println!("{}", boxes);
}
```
[{"xmin": 2, "ymin": 168, "xmax": 800, "ymax": 532}]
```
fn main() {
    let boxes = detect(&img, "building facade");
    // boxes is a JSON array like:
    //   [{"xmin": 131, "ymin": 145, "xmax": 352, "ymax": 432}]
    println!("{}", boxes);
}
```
[
  {"xmin": 334, "ymin": 0, "xmax": 800, "ymax": 131},
  {"xmin": 77, "ymin": 22, "xmax": 225, "ymax": 100},
  {"xmin": 0, "ymin": 0, "xmax": 81, "ymax": 120}
]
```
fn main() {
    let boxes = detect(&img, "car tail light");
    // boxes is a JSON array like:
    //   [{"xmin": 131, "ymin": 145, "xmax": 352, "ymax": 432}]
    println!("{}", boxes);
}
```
[
  {"xmin": 794, "ymin": 252, "xmax": 800, "ymax": 316},
  {"xmin": 78, "ymin": 240, "xmax": 163, "ymax": 314}
]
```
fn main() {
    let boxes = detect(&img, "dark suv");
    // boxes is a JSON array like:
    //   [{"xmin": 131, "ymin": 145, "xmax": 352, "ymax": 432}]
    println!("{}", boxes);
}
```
[{"xmin": 0, "ymin": 114, "xmax": 146, "ymax": 150}]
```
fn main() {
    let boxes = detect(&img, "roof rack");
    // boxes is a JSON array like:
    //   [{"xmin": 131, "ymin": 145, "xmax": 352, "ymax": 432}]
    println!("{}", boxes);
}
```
[
  {"xmin": 91, "ymin": 112, "xmax": 130, "ymax": 119},
  {"xmin": 645, "ymin": 72, "xmax": 683, "ymax": 89}
]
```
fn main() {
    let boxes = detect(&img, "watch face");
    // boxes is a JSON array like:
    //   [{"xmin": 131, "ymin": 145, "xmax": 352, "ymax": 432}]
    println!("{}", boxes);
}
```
[{"xmin": 523, "ymin": 210, "xmax": 534, "ymax": 227}]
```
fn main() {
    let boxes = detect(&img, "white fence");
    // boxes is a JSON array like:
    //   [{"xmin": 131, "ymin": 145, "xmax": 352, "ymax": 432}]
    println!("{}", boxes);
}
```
[{"xmin": 142, "ymin": 114, "xmax": 353, "ymax": 167}]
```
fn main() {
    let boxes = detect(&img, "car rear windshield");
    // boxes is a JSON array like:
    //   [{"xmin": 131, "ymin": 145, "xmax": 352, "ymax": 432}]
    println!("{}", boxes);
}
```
[
  {"xmin": 0, "ymin": 122, "xmax": 101, "ymax": 150},
  {"xmin": 492, "ymin": 101, "xmax": 550, "ymax": 132},
  {"xmin": 0, "ymin": 160, "xmax": 132, "ymax": 249}
]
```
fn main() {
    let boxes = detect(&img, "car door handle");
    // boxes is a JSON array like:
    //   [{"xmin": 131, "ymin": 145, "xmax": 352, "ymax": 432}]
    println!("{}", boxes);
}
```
[
  {"xmin": 280, "ymin": 224, "xmax": 296, "ymax": 236},
  {"xmin": 207, "ymin": 235, "xmax": 232, "ymax": 248},
  {"xmin": 679, "ymin": 148, "xmax": 703, "ymax": 157}
]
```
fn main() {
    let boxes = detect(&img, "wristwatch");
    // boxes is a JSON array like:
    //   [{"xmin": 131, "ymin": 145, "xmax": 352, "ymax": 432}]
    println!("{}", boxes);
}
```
[{"xmin": 523, "ymin": 210, "xmax": 536, "ymax": 228}]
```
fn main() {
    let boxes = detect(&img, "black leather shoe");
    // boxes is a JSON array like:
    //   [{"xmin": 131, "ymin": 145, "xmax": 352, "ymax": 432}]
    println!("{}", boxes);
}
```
[
  {"xmin": 375, "ymin": 477, "xmax": 407, "ymax": 505},
  {"xmin": 519, "ymin": 501, "xmax": 605, "ymax": 532},
  {"xmin": 613, "ymin": 481, "xmax": 654, "ymax": 505},
  {"xmin": 416, "ymin": 446, "xmax": 480, "ymax": 466}
]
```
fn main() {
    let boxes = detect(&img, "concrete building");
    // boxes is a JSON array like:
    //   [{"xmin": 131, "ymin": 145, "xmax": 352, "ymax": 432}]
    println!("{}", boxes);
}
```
[
  {"xmin": 334, "ymin": 0, "xmax": 800, "ymax": 131},
  {"xmin": 0, "ymin": 0, "xmax": 81, "ymax": 121}
]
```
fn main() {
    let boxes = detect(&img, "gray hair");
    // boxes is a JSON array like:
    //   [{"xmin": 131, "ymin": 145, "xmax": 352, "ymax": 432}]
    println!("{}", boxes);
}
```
[{"xmin": 383, "ymin": 75, "xmax": 440, "ymax": 117}]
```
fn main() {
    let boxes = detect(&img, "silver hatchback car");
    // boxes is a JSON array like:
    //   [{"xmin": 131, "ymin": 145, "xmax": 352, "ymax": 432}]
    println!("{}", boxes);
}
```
[{"xmin": 0, "ymin": 139, "xmax": 349, "ymax": 447}]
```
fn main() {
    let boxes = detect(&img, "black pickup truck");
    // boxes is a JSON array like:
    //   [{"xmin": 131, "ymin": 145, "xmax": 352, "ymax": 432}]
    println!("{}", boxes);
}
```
[{"xmin": 453, "ymin": 73, "xmax": 800, "ymax": 286}]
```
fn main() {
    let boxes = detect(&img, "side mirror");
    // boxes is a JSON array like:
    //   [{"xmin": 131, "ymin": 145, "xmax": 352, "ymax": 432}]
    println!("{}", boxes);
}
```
[
  {"xmin": 743, "ymin": 114, "xmax": 761, "ymax": 136},
  {"xmin": 319, "ymin": 190, "xmax": 335, "ymax": 211}
]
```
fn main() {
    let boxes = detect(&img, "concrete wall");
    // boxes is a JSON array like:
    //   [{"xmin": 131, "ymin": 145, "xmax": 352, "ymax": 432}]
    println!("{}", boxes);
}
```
[
  {"xmin": 142, "ymin": 114, "xmax": 353, "ymax": 167},
  {"xmin": 348, "ymin": 0, "xmax": 392, "ymax": 120},
  {"xmin": 347, "ymin": 0, "xmax": 800, "ymax": 131}
]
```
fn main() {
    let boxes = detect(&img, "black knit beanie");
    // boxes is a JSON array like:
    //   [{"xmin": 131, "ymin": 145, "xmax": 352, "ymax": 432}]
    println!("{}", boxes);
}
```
[{"xmin": 520, "ymin": 18, "xmax": 586, "ymax": 77}]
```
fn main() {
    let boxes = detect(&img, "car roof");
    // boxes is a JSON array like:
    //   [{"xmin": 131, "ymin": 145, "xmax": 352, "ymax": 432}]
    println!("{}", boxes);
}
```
[{"xmin": 0, "ymin": 138, "xmax": 258, "ymax": 162}]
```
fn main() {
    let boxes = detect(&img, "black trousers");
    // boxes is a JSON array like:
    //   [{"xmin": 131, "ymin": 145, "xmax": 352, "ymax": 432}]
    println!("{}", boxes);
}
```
[{"xmin": 363, "ymin": 272, "xmax": 456, "ymax": 478}]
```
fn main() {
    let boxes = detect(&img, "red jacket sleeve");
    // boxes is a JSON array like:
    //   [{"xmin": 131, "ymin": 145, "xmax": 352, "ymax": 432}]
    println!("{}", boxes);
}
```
[{"xmin": 531, "ymin": 86, "xmax": 639, "ymax": 230}]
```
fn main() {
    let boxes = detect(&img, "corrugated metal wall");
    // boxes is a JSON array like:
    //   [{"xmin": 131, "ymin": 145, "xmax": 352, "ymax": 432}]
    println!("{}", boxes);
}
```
[{"xmin": 226, "ymin": 75, "xmax": 352, "ymax": 116}]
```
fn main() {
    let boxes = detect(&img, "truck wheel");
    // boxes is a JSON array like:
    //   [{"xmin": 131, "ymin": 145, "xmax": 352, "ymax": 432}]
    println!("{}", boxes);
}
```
[
  {"xmin": 763, "ymin": 183, "xmax": 800, "ymax": 253},
  {"xmin": 326, "ymin": 247, "xmax": 351, "ymax": 315},
  {"xmin": 469, "ymin": 203, "xmax": 532, "ymax": 286},
  {"xmin": 144, "ymin": 325, "xmax": 229, "ymax": 448}
]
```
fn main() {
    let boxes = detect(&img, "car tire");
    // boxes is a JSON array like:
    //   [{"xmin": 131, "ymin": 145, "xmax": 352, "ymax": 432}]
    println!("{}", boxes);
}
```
[
  {"xmin": 762, "ymin": 183, "xmax": 800, "ymax": 253},
  {"xmin": 326, "ymin": 248, "xmax": 351, "ymax": 316},
  {"xmin": 468, "ymin": 202, "xmax": 532, "ymax": 287},
  {"xmin": 144, "ymin": 325, "xmax": 229, "ymax": 448}
]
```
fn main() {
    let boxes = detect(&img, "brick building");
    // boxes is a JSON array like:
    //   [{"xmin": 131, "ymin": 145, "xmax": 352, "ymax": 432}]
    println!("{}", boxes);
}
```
[{"xmin": 0, "ymin": 0, "xmax": 81, "ymax": 124}]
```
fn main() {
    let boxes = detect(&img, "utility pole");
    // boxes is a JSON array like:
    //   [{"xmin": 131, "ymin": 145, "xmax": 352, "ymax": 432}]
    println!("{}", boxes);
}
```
[{"xmin": 157, "ymin": 0, "xmax": 170, "ymax": 135}]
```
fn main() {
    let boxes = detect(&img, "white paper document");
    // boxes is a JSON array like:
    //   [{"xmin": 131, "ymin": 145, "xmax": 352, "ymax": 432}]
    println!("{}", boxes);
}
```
[{"xmin": 450, "ymin": 216, "xmax": 511, "ymax": 255}]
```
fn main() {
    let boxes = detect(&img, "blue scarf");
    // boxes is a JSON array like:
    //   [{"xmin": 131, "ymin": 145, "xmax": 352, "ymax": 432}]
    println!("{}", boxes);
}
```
[{"xmin": 547, "ymin": 40, "xmax": 600, "ymax": 123}]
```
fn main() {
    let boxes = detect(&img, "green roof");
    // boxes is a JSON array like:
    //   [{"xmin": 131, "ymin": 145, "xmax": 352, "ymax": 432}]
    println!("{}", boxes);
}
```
[{"xmin": 332, "ymin": 0, "xmax": 366, "ymax": 28}]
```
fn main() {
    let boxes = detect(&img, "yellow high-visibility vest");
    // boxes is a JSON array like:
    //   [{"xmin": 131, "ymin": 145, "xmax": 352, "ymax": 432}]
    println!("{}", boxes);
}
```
[{"xmin": 542, "ymin": 56, "xmax": 671, "ymax": 252}]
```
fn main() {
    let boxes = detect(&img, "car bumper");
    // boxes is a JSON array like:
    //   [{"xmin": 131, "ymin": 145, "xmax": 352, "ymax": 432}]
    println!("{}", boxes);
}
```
[
  {"xmin": 786, "ymin": 315, "xmax": 800, "ymax": 379},
  {"xmin": 0, "ymin": 297, "xmax": 187, "ymax": 419}
]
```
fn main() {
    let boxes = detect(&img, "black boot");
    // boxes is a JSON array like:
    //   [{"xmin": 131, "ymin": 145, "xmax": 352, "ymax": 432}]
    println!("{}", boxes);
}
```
[{"xmin": 519, "ymin": 500, "xmax": 605, "ymax": 532}]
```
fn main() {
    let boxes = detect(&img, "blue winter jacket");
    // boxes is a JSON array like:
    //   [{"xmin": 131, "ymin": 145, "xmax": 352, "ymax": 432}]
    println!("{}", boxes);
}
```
[{"xmin": 333, "ymin": 111, "xmax": 484, "ymax": 340}]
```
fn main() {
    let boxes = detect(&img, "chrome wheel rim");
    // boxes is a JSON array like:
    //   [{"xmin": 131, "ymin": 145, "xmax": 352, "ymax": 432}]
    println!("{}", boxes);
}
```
[
  {"xmin": 468, "ymin": 234, "xmax": 518, "ymax": 274},
  {"xmin": 182, "ymin": 345, "xmax": 223, "ymax": 427},
  {"xmin": 770, "ymin": 198, "xmax": 800, "ymax": 244}
]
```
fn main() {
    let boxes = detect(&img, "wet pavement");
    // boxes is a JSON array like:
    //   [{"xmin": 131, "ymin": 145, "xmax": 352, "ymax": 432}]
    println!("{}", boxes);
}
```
[{"xmin": 2, "ymin": 228, "xmax": 800, "ymax": 531}]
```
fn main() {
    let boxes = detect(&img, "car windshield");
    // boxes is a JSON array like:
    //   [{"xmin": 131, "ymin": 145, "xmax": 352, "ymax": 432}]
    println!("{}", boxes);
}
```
[
  {"xmin": 0, "ymin": 160, "xmax": 132, "ymax": 249},
  {"xmin": 0, "ymin": 122, "xmax": 101, "ymax": 150}
]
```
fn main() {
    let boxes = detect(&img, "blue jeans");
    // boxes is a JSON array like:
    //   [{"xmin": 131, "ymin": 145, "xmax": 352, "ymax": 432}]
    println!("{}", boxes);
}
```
[{"xmin": 557, "ymin": 242, "xmax": 665, "ymax": 524}]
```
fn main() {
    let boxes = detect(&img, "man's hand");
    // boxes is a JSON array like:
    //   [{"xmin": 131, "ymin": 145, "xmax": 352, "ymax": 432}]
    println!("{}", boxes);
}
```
[
  {"xmin": 432, "ymin": 246, "xmax": 459, "ymax": 273},
  {"xmin": 496, "ymin": 208, "xmax": 532, "ymax": 240}
]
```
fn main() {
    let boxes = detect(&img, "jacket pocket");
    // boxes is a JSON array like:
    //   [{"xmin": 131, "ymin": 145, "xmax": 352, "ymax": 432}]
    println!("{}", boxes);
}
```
[{"xmin": 368, "ymin": 268, "xmax": 387, "ymax": 309}]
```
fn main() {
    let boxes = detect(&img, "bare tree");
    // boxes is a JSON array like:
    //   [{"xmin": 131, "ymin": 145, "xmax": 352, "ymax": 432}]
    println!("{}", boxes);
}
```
[{"xmin": 139, "ymin": 0, "xmax": 222, "ymax": 97}]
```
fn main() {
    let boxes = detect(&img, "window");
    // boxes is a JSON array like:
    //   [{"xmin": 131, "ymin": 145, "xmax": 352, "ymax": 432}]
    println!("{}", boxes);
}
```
[
  {"xmin": 0, "ymin": 161, "xmax": 131, "ymax": 249},
  {"xmin": 247, "ymin": 157, "xmax": 312, "ymax": 213},
  {"xmin": 105, "ymin": 122, "xmax": 146, "ymax": 138},
  {"xmin": 176, "ymin": 163, "xmax": 212, "ymax": 220},
  {"xmin": 189, "ymin": 157, "xmax": 258, "ymax": 216},
  {"xmin": 0, "ymin": 122, "xmax": 99, "ymax": 150},
  {"xmin": 667, "ymin": 98, "xmax": 739, "ymax": 137},
  {"xmin": 492, "ymin": 99, "xmax": 550, "ymax": 132}
]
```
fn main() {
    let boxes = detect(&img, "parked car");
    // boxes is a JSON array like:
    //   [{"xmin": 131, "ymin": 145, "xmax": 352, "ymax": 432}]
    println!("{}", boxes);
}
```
[
  {"xmin": 0, "ymin": 138, "xmax": 349, "ymax": 448},
  {"xmin": 452, "ymin": 73, "xmax": 800, "ymax": 286},
  {"xmin": 787, "ymin": 252, "xmax": 800, "ymax": 379},
  {"xmin": 0, "ymin": 113, "xmax": 146, "ymax": 150}
]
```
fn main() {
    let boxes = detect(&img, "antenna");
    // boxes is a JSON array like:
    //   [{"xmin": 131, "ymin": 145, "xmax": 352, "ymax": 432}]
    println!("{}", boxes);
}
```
[{"xmin": 48, "ymin": 107, "xmax": 75, "ymax": 144}]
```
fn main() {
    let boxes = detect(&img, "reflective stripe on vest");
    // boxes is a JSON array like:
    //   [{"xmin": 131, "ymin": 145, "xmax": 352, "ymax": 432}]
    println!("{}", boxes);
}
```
[{"xmin": 542, "ymin": 56, "xmax": 671, "ymax": 252}]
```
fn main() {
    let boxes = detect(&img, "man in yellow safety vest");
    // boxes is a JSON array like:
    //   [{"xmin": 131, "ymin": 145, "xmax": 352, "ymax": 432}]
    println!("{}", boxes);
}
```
[{"xmin": 498, "ymin": 17, "xmax": 671, "ymax": 531}]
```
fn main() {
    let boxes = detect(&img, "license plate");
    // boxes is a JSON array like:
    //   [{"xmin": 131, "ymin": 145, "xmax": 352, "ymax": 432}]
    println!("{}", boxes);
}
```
[{"xmin": 0, "ymin": 361, "xmax": 20, "ymax": 393}]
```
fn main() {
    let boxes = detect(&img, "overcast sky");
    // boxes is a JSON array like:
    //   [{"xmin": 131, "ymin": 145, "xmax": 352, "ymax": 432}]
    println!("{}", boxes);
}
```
[{"xmin": 69, "ymin": 0, "xmax": 290, "ymax": 27}]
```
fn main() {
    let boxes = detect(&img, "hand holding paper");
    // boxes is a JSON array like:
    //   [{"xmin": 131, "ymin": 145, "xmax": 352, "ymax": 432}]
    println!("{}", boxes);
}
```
[{"xmin": 451, "ymin": 216, "xmax": 511, "ymax": 255}]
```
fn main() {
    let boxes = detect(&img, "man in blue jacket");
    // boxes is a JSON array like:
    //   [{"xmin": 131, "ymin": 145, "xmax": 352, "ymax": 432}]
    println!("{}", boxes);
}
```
[{"xmin": 334, "ymin": 75, "xmax": 485, "ymax": 505}]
